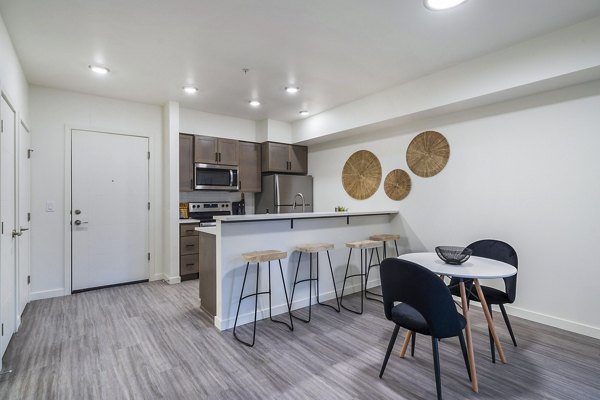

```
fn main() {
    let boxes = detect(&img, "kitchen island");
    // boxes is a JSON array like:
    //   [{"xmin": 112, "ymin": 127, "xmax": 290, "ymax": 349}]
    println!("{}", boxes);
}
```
[{"xmin": 196, "ymin": 210, "xmax": 399, "ymax": 330}]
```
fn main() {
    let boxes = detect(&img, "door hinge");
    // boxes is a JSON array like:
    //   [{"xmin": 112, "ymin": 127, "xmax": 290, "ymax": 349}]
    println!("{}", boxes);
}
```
[
  {"xmin": 27, "ymin": 149, "xmax": 34, "ymax": 158},
  {"xmin": 147, "ymin": 202, "xmax": 150, "ymax": 210},
  {"xmin": 147, "ymin": 253, "xmax": 151, "ymax": 261},
  {"xmin": 147, "ymin": 151, "xmax": 150, "ymax": 160},
  {"xmin": 27, "ymin": 275, "xmax": 31, "ymax": 285},
  {"xmin": 27, "ymin": 212, "xmax": 31, "ymax": 222}
]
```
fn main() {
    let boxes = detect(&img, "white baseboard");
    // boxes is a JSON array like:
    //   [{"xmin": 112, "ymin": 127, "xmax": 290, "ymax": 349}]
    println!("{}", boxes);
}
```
[
  {"xmin": 30, "ymin": 288, "xmax": 65, "ymax": 301},
  {"xmin": 150, "ymin": 273, "xmax": 164, "ymax": 282},
  {"xmin": 164, "ymin": 275, "xmax": 181, "ymax": 284},
  {"xmin": 216, "ymin": 278, "xmax": 380, "ymax": 331},
  {"xmin": 463, "ymin": 302, "xmax": 600, "ymax": 340},
  {"xmin": 504, "ymin": 304, "xmax": 600, "ymax": 340}
]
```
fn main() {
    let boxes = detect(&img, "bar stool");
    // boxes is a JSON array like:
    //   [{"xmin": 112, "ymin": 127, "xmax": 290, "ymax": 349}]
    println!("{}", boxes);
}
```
[
  {"xmin": 289, "ymin": 243, "xmax": 340, "ymax": 323},
  {"xmin": 365, "ymin": 234, "xmax": 401, "ymax": 301},
  {"xmin": 340, "ymin": 240, "xmax": 383, "ymax": 314},
  {"xmin": 233, "ymin": 250, "xmax": 293, "ymax": 347}
]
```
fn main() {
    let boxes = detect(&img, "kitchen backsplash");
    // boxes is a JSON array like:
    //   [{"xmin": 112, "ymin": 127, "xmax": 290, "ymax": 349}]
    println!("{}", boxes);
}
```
[{"xmin": 179, "ymin": 191, "xmax": 255, "ymax": 214}]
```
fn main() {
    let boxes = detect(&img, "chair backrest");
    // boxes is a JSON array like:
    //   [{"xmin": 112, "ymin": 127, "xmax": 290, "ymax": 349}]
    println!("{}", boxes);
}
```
[
  {"xmin": 380, "ymin": 258, "xmax": 464, "ymax": 339},
  {"xmin": 467, "ymin": 239, "xmax": 518, "ymax": 302}
]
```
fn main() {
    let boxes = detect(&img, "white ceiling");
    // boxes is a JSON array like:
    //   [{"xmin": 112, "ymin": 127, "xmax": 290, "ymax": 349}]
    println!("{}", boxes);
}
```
[{"xmin": 2, "ymin": 0, "xmax": 600, "ymax": 122}]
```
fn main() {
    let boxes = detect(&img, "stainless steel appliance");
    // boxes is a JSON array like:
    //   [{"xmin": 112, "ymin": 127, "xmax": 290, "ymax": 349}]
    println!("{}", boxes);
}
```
[
  {"xmin": 255, "ymin": 174, "xmax": 313, "ymax": 214},
  {"xmin": 188, "ymin": 202, "xmax": 232, "ymax": 226},
  {"xmin": 194, "ymin": 163, "xmax": 239, "ymax": 191}
]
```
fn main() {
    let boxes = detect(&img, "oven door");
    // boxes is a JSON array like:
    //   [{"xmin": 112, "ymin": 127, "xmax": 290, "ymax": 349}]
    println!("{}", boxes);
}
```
[{"xmin": 194, "ymin": 163, "xmax": 239, "ymax": 190}]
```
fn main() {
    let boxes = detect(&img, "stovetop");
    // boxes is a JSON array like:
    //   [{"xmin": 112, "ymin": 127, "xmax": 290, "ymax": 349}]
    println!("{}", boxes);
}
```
[{"xmin": 187, "ymin": 202, "xmax": 232, "ymax": 223}]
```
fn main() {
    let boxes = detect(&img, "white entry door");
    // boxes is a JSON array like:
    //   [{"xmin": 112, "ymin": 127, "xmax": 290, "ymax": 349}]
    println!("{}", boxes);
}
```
[
  {"xmin": 0, "ymin": 95, "xmax": 16, "ymax": 356},
  {"xmin": 18, "ymin": 121, "xmax": 31, "ymax": 316},
  {"xmin": 71, "ymin": 130, "xmax": 149, "ymax": 292}
]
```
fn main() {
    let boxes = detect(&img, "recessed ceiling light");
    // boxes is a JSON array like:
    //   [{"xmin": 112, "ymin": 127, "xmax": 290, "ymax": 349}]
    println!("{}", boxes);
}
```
[
  {"xmin": 248, "ymin": 100, "xmax": 261, "ymax": 107},
  {"xmin": 299, "ymin": 110, "xmax": 309, "ymax": 116},
  {"xmin": 88, "ymin": 65, "xmax": 109, "ymax": 75},
  {"xmin": 285, "ymin": 87, "xmax": 300, "ymax": 94},
  {"xmin": 182, "ymin": 86, "xmax": 199, "ymax": 94},
  {"xmin": 424, "ymin": 0, "xmax": 467, "ymax": 10}
]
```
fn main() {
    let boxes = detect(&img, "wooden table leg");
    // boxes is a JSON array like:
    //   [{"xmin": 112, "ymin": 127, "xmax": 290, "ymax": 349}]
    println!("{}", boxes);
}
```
[
  {"xmin": 460, "ymin": 281, "xmax": 478, "ymax": 392},
  {"xmin": 399, "ymin": 330, "xmax": 412, "ymax": 358},
  {"xmin": 474, "ymin": 279, "xmax": 507, "ymax": 364}
]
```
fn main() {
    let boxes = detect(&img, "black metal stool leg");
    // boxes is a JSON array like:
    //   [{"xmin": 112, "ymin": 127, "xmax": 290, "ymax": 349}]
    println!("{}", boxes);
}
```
[
  {"xmin": 340, "ymin": 247, "xmax": 365, "ymax": 314},
  {"xmin": 275, "ymin": 260, "xmax": 294, "ymax": 331},
  {"xmin": 340, "ymin": 248, "xmax": 352, "ymax": 311},
  {"xmin": 233, "ymin": 262, "xmax": 260, "ymax": 347},
  {"xmin": 393, "ymin": 240, "xmax": 399, "ymax": 257},
  {"xmin": 290, "ymin": 252, "xmax": 312, "ymax": 323},
  {"xmin": 316, "ymin": 250, "xmax": 341, "ymax": 312},
  {"xmin": 411, "ymin": 330, "xmax": 416, "ymax": 357},
  {"xmin": 365, "ymin": 244, "xmax": 383, "ymax": 302}
]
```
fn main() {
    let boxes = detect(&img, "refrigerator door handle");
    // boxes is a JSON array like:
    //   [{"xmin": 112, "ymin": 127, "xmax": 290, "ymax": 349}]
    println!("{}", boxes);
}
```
[{"xmin": 274, "ymin": 175, "xmax": 280, "ymax": 210}]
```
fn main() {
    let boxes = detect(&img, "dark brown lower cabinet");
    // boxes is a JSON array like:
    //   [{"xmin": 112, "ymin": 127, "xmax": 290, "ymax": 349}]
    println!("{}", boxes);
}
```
[{"xmin": 180, "ymin": 223, "xmax": 199, "ymax": 280}]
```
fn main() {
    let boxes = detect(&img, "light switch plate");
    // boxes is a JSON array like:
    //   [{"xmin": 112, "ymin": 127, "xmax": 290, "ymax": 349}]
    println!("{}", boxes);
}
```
[{"xmin": 46, "ymin": 201, "xmax": 55, "ymax": 212}]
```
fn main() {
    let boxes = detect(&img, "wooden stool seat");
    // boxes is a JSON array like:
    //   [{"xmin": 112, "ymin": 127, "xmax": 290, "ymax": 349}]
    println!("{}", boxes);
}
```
[
  {"xmin": 370, "ymin": 234, "xmax": 400, "ymax": 242},
  {"xmin": 241, "ymin": 250, "xmax": 287, "ymax": 263},
  {"xmin": 346, "ymin": 240, "xmax": 382, "ymax": 250},
  {"xmin": 295, "ymin": 243, "xmax": 334, "ymax": 253}
]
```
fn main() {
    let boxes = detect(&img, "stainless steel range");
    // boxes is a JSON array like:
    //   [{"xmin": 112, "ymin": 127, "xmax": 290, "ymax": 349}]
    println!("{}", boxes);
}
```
[{"xmin": 188, "ymin": 202, "xmax": 231, "ymax": 226}]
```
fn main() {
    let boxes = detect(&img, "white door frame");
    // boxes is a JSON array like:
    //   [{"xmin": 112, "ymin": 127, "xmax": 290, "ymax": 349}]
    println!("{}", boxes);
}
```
[
  {"xmin": 16, "ymin": 119, "xmax": 30, "ymax": 328},
  {"xmin": 0, "ymin": 90, "xmax": 18, "ymax": 351},
  {"xmin": 64, "ymin": 126, "xmax": 158, "ymax": 295}
]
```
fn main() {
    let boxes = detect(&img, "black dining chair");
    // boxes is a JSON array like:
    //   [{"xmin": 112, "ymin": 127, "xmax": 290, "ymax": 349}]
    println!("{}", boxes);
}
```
[
  {"xmin": 448, "ymin": 239, "xmax": 518, "ymax": 363},
  {"xmin": 379, "ymin": 258, "xmax": 471, "ymax": 400}
]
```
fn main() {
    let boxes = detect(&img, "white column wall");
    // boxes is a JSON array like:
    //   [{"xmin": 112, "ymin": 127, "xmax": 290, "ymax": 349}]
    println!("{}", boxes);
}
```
[{"xmin": 29, "ymin": 86, "xmax": 164, "ymax": 299}]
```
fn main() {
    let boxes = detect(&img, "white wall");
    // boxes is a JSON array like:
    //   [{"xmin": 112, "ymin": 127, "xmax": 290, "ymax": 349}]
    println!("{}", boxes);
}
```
[
  {"xmin": 29, "ymin": 85, "xmax": 164, "ymax": 299},
  {"xmin": 179, "ymin": 107, "xmax": 256, "ymax": 141},
  {"xmin": 0, "ymin": 14, "xmax": 28, "ymax": 122},
  {"xmin": 309, "ymin": 81, "xmax": 600, "ymax": 338}
]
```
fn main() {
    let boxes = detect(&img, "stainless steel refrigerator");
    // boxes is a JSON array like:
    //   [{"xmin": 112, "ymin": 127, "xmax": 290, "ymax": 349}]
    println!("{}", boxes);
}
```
[{"xmin": 255, "ymin": 174, "xmax": 313, "ymax": 214}]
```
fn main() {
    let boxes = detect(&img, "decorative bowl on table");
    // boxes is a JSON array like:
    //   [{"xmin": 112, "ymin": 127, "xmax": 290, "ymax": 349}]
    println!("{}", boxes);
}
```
[{"xmin": 435, "ymin": 246, "xmax": 472, "ymax": 265}]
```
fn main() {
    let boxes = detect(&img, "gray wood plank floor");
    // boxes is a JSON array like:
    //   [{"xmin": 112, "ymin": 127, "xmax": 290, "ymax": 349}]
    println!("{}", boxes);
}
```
[{"xmin": 1, "ymin": 280, "xmax": 599, "ymax": 399}]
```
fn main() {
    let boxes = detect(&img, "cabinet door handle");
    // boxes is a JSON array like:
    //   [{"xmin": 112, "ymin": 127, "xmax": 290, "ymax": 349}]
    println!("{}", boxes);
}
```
[
  {"xmin": 186, "ymin": 244, "xmax": 194, "ymax": 248},
  {"xmin": 219, "ymin": 152, "xmax": 222, "ymax": 162},
  {"xmin": 186, "ymin": 263, "xmax": 195, "ymax": 266},
  {"xmin": 215, "ymin": 152, "xmax": 219, "ymax": 162}
]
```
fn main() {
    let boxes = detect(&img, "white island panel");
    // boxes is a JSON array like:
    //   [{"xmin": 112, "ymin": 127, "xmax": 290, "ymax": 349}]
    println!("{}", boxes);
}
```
[{"xmin": 214, "ymin": 211, "xmax": 398, "ymax": 330}]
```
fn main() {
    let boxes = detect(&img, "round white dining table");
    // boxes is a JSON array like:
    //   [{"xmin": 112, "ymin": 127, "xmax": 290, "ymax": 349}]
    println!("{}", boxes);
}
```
[{"xmin": 397, "ymin": 252, "xmax": 517, "ymax": 393}]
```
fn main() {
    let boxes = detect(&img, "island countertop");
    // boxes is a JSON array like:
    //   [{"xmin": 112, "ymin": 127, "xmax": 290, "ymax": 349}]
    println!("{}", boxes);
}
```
[{"xmin": 214, "ymin": 210, "xmax": 398, "ymax": 223}]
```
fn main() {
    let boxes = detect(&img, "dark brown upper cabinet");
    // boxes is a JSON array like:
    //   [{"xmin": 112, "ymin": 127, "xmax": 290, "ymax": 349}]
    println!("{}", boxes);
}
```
[
  {"xmin": 194, "ymin": 135, "xmax": 239, "ymax": 166},
  {"xmin": 179, "ymin": 134, "xmax": 194, "ymax": 192},
  {"xmin": 238, "ymin": 141, "xmax": 262, "ymax": 192},
  {"xmin": 261, "ymin": 142, "xmax": 308, "ymax": 174}
]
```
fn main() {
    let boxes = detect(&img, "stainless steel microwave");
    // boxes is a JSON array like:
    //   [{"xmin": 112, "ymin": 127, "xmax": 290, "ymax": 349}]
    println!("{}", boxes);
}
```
[{"xmin": 194, "ymin": 163, "xmax": 239, "ymax": 191}]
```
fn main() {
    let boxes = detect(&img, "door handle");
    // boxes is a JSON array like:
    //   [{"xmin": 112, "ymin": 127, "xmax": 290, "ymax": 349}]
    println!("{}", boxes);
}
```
[
  {"xmin": 74, "ymin": 220, "xmax": 89, "ymax": 226},
  {"xmin": 20, "ymin": 227, "xmax": 29, "ymax": 233},
  {"xmin": 12, "ymin": 229, "xmax": 22, "ymax": 238}
]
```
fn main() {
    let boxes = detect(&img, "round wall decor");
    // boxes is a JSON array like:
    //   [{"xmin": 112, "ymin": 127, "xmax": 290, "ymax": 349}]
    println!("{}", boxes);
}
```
[
  {"xmin": 384, "ymin": 169, "xmax": 411, "ymax": 201},
  {"xmin": 342, "ymin": 150, "xmax": 382, "ymax": 200},
  {"xmin": 406, "ymin": 130, "xmax": 450, "ymax": 177}
]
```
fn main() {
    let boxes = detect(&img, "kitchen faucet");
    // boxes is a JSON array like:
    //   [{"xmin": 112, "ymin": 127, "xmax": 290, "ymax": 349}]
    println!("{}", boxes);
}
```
[{"xmin": 293, "ymin": 192, "xmax": 306, "ymax": 212}]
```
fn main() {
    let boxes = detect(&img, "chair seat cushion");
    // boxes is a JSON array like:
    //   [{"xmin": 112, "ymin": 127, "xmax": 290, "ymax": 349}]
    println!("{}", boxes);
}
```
[
  {"xmin": 449, "ymin": 284, "xmax": 510, "ymax": 305},
  {"xmin": 391, "ymin": 303, "xmax": 466, "ymax": 337}
]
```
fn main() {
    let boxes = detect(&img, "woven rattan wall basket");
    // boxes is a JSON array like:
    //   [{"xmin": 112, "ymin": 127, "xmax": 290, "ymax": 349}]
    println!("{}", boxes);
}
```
[
  {"xmin": 342, "ymin": 150, "xmax": 382, "ymax": 200},
  {"xmin": 384, "ymin": 169, "xmax": 411, "ymax": 201},
  {"xmin": 406, "ymin": 131, "xmax": 450, "ymax": 178}
]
